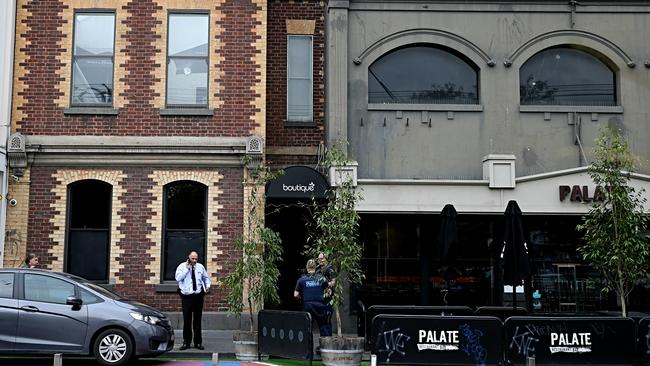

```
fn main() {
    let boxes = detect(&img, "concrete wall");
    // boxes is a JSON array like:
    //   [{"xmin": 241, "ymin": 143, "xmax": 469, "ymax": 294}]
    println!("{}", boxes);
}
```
[{"xmin": 328, "ymin": 1, "xmax": 650, "ymax": 180}]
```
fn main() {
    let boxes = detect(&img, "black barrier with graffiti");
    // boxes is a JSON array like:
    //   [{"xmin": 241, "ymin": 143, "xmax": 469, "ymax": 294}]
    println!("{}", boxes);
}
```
[
  {"xmin": 638, "ymin": 317, "xmax": 650, "ymax": 365},
  {"xmin": 504, "ymin": 316, "xmax": 636, "ymax": 366},
  {"xmin": 370, "ymin": 315, "xmax": 503, "ymax": 365},
  {"xmin": 258, "ymin": 309, "xmax": 313, "ymax": 362},
  {"xmin": 365, "ymin": 305, "xmax": 474, "ymax": 349}
]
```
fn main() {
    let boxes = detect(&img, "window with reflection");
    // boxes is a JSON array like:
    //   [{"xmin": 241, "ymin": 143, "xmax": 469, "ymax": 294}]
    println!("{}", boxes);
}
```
[
  {"xmin": 287, "ymin": 35, "xmax": 313, "ymax": 122},
  {"xmin": 520, "ymin": 47, "xmax": 616, "ymax": 106},
  {"xmin": 163, "ymin": 181, "xmax": 207, "ymax": 281},
  {"xmin": 167, "ymin": 13, "xmax": 209, "ymax": 107},
  {"xmin": 71, "ymin": 12, "xmax": 115, "ymax": 106},
  {"xmin": 66, "ymin": 180, "xmax": 112, "ymax": 281},
  {"xmin": 368, "ymin": 45, "xmax": 479, "ymax": 104}
]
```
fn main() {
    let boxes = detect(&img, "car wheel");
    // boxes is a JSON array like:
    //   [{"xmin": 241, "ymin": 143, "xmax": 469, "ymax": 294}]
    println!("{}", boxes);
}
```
[{"xmin": 93, "ymin": 328, "xmax": 133, "ymax": 366}]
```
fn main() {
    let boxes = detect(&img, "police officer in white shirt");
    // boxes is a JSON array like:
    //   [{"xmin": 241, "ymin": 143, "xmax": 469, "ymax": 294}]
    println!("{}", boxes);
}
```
[{"xmin": 175, "ymin": 250, "xmax": 210, "ymax": 350}]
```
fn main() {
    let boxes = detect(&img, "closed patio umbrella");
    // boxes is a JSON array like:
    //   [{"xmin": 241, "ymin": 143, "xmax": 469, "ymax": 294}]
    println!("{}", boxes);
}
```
[
  {"xmin": 437, "ymin": 204, "xmax": 458, "ymax": 305},
  {"xmin": 438, "ymin": 204, "xmax": 458, "ymax": 264},
  {"xmin": 501, "ymin": 200, "xmax": 531, "ymax": 310}
]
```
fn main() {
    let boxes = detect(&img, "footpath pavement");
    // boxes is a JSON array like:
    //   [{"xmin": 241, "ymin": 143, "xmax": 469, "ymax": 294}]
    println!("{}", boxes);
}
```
[{"xmin": 167, "ymin": 329, "xmax": 325, "ymax": 360}]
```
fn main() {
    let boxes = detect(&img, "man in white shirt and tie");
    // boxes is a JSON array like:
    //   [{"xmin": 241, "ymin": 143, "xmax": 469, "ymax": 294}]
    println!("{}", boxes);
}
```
[{"xmin": 176, "ymin": 250, "xmax": 210, "ymax": 350}]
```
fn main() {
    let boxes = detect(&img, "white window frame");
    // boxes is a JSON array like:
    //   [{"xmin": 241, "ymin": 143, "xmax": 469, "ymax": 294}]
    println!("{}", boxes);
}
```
[
  {"xmin": 71, "ymin": 11, "xmax": 116, "ymax": 107},
  {"xmin": 165, "ymin": 12, "xmax": 210, "ymax": 108},
  {"xmin": 286, "ymin": 35, "xmax": 313, "ymax": 122}
]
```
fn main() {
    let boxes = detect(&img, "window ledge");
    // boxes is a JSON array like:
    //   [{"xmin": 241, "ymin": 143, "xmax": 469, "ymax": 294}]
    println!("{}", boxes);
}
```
[
  {"xmin": 160, "ymin": 108, "xmax": 214, "ymax": 116},
  {"xmin": 367, "ymin": 103, "xmax": 483, "ymax": 112},
  {"xmin": 520, "ymin": 105, "xmax": 623, "ymax": 114},
  {"xmin": 96, "ymin": 283, "xmax": 114, "ymax": 291},
  {"xmin": 155, "ymin": 283, "xmax": 179, "ymax": 293},
  {"xmin": 284, "ymin": 120, "xmax": 317, "ymax": 127},
  {"xmin": 64, "ymin": 107, "xmax": 119, "ymax": 116}
]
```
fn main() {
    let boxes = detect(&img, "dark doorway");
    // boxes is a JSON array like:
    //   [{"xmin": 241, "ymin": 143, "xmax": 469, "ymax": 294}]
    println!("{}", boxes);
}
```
[{"xmin": 265, "ymin": 199, "xmax": 314, "ymax": 310}]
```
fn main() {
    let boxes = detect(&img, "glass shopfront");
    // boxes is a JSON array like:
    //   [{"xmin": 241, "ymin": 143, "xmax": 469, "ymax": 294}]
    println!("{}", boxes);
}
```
[{"xmin": 355, "ymin": 213, "xmax": 650, "ymax": 313}]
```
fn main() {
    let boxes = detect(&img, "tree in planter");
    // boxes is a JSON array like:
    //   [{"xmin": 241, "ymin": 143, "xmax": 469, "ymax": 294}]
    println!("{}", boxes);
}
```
[
  {"xmin": 577, "ymin": 127, "xmax": 649, "ymax": 317},
  {"xmin": 306, "ymin": 141, "xmax": 364, "ymax": 337},
  {"xmin": 222, "ymin": 159, "xmax": 283, "ymax": 332}
]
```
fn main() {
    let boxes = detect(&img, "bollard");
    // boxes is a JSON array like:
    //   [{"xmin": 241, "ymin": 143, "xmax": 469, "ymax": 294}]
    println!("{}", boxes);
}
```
[
  {"xmin": 212, "ymin": 352, "xmax": 219, "ymax": 366},
  {"xmin": 53, "ymin": 353, "xmax": 62, "ymax": 366},
  {"xmin": 370, "ymin": 354, "xmax": 377, "ymax": 366},
  {"xmin": 526, "ymin": 356, "xmax": 535, "ymax": 366}
]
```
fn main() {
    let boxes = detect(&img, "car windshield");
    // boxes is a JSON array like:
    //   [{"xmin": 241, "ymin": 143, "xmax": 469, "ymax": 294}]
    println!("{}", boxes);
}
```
[{"xmin": 82, "ymin": 281, "xmax": 126, "ymax": 300}]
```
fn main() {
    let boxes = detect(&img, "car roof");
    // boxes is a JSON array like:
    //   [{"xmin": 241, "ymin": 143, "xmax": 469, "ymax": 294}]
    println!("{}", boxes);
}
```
[{"xmin": 0, "ymin": 268, "xmax": 87, "ymax": 282}]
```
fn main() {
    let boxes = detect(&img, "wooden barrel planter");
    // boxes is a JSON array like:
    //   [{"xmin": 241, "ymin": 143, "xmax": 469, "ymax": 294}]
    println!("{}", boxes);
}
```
[
  {"xmin": 320, "ymin": 336, "xmax": 364, "ymax": 366},
  {"xmin": 233, "ymin": 330, "xmax": 258, "ymax": 361}
]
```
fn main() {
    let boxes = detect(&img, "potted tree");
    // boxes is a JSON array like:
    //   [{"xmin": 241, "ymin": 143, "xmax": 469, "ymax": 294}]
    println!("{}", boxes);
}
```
[
  {"xmin": 577, "ymin": 127, "xmax": 649, "ymax": 317},
  {"xmin": 306, "ymin": 141, "xmax": 365, "ymax": 366},
  {"xmin": 222, "ymin": 158, "xmax": 283, "ymax": 360}
]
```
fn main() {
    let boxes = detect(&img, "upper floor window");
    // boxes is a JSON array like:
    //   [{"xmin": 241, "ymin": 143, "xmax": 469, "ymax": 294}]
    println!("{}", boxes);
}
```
[
  {"xmin": 71, "ymin": 12, "xmax": 115, "ymax": 106},
  {"xmin": 287, "ymin": 35, "xmax": 313, "ymax": 122},
  {"xmin": 520, "ymin": 47, "xmax": 616, "ymax": 106},
  {"xmin": 368, "ymin": 45, "xmax": 479, "ymax": 105},
  {"xmin": 167, "ymin": 13, "xmax": 209, "ymax": 107}
]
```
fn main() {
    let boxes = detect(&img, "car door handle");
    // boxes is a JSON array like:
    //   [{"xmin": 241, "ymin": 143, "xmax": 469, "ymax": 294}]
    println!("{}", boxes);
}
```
[{"xmin": 20, "ymin": 305, "xmax": 39, "ymax": 312}]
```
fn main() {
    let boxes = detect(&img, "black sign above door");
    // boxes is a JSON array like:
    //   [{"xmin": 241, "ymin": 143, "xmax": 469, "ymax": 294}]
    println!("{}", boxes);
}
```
[{"xmin": 266, "ymin": 166, "xmax": 329, "ymax": 199}]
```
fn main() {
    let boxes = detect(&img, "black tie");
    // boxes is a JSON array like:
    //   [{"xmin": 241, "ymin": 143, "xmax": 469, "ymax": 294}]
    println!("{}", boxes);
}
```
[{"xmin": 191, "ymin": 266, "xmax": 197, "ymax": 292}]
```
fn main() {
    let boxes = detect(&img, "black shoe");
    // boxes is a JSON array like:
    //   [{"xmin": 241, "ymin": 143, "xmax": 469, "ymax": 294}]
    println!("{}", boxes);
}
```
[
  {"xmin": 179, "ymin": 343, "xmax": 190, "ymax": 350},
  {"xmin": 194, "ymin": 344, "xmax": 204, "ymax": 350}
]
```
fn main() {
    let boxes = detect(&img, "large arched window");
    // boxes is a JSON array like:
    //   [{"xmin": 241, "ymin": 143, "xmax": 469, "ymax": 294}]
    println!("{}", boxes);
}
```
[
  {"xmin": 162, "ymin": 181, "xmax": 207, "ymax": 281},
  {"xmin": 368, "ymin": 45, "xmax": 479, "ymax": 104},
  {"xmin": 66, "ymin": 180, "xmax": 112, "ymax": 281},
  {"xmin": 520, "ymin": 47, "xmax": 616, "ymax": 106}
]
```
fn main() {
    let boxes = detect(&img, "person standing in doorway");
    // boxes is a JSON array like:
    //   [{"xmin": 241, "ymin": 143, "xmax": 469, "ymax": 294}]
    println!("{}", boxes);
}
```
[
  {"xmin": 176, "ymin": 250, "xmax": 210, "ymax": 350},
  {"xmin": 316, "ymin": 253, "xmax": 335, "ymax": 284},
  {"xmin": 294, "ymin": 259, "xmax": 332, "ymax": 336}
]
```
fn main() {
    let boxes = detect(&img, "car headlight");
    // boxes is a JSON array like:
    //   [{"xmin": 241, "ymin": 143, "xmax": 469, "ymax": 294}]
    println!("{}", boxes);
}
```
[{"xmin": 130, "ymin": 312, "xmax": 162, "ymax": 325}]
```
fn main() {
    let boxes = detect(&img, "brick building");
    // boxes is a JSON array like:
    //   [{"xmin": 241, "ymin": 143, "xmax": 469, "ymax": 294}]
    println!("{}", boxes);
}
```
[{"xmin": 5, "ymin": 0, "xmax": 326, "ymax": 320}]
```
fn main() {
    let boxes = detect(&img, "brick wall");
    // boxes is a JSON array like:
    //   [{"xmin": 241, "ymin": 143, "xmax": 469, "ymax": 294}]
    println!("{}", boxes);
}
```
[
  {"xmin": 12, "ymin": 0, "xmax": 265, "ymax": 137},
  {"xmin": 24, "ymin": 165, "xmax": 243, "ymax": 311},
  {"xmin": 266, "ymin": 0, "xmax": 325, "ymax": 148}
]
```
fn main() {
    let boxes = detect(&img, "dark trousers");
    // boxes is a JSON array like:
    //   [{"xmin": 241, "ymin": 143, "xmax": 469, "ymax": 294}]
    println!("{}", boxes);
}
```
[
  {"xmin": 304, "ymin": 301, "xmax": 332, "ymax": 337},
  {"xmin": 181, "ymin": 292, "xmax": 204, "ymax": 345}
]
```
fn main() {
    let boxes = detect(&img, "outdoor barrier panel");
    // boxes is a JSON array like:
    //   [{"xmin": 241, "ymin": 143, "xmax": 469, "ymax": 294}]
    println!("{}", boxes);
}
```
[
  {"xmin": 475, "ymin": 306, "xmax": 528, "ymax": 322},
  {"xmin": 364, "ymin": 305, "xmax": 474, "ymax": 349},
  {"xmin": 638, "ymin": 317, "xmax": 650, "ymax": 365},
  {"xmin": 258, "ymin": 309, "xmax": 313, "ymax": 363},
  {"xmin": 504, "ymin": 316, "xmax": 636, "ymax": 366},
  {"xmin": 370, "ymin": 314, "xmax": 503, "ymax": 365}
]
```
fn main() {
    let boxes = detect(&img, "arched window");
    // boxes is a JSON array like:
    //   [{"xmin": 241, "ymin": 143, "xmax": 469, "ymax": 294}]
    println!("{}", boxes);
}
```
[
  {"xmin": 162, "ymin": 181, "xmax": 207, "ymax": 281},
  {"xmin": 520, "ymin": 47, "xmax": 616, "ymax": 106},
  {"xmin": 66, "ymin": 180, "xmax": 112, "ymax": 281},
  {"xmin": 368, "ymin": 45, "xmax": 479, "ymax": 104}
]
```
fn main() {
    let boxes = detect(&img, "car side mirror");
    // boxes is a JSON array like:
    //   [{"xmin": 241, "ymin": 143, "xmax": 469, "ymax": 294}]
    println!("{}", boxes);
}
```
[{"xmin": 66, "ymin": 295, "xmax": 83, "ymax": 308}]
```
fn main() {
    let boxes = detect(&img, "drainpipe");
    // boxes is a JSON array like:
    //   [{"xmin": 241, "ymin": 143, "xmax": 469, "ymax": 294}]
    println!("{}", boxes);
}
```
[{"xmin": 0, "ymin": 0, "xmax": 17, "ymax": 267}]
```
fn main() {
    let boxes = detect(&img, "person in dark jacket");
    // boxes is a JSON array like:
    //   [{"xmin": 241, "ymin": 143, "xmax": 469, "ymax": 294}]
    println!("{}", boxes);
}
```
[{"xmin": 294, "ymin": 259, "xmax": 332, "ymax": 336}]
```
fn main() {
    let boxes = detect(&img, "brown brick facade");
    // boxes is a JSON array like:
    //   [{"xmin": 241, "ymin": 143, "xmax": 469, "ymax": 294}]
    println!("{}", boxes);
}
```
[
  {"xmin": 12, "ymin": 0, "xmax": 264, "ymax": 137},
  {"xmin": 266, "ymin": 0, "xmax": 325, "ymax": 149}
]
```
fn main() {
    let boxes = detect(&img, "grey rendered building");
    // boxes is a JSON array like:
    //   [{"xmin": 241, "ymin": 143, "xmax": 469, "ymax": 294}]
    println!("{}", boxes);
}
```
[{"xmin": 326, "ymin": 1, "xmax": 650, "ymax": 315}]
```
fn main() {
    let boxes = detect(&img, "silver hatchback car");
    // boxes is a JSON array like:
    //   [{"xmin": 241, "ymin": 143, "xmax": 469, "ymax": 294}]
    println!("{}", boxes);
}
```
[{"xmin": 0, "ymin": 268, "xmax": 174, "ymax": 365}]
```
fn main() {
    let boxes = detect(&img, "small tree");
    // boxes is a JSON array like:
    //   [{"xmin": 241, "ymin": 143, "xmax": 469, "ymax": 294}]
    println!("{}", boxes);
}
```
[
  {"xmin": 307, "ymin": 141, "xmax": 364, "ymax": 337},
  {"xmin": 577, "ymin": 127, "xmax": 649, "ymax": 317},
  {"xmin": 223, "ymin": 158, "xmax": 283, "ymax": 332}
]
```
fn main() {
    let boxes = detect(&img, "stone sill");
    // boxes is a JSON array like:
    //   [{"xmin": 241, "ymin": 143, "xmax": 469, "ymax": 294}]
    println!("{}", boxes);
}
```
[
  {"xmin": 64, "ymin": 107, "xmax": 119, "ymax": 116},
  {"xmin": 160, "ymin": 108, "xmax": 214, "ymax": 116}
]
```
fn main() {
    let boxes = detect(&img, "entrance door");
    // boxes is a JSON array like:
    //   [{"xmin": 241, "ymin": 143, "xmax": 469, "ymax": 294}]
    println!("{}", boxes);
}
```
[{"xmin": 266, "ymin": 200, "xmax": 313, "ymax": 310}]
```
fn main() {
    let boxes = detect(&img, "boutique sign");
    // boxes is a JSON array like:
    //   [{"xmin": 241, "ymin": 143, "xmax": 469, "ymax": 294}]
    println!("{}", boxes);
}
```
[{"xmin": 266, "ymin": 166, "xmax": 328, "ymax": 199}]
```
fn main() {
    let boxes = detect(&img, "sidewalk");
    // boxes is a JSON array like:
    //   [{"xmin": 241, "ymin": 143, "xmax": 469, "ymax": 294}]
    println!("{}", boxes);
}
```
[{"xmin": 167, "ymin": 330, "xmax": 325, "ymax": 359}]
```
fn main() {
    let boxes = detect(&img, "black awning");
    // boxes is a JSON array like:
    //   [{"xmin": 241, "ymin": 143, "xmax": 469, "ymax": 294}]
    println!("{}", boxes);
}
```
[{"xmin": 266, "ymin": 166, "xmax": 329, "ymax": 199}]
